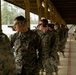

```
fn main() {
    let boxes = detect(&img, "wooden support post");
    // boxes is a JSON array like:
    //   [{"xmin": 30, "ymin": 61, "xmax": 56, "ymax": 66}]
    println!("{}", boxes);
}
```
[
  {"xmin": 49, "ymin": 7, "xmax": 54, "ymax": 24},
  {"xmin": 49, "ymin": 8, "xmax": 53, "ymax": 23},
  {"xmin": 48, "ymin": 3, "xmax": 55, "ymax": 24},
  {"xmin": 0, "ymin": 0, "xmax": 2, "ymax": 30},
  {"xmin": 24, "ymin": 0, "xmax": 30, "ymax": 28},
  {"xmin": 52, "ymin": 8, "xmax": 56, "ymax": 23},
  {"xmin": 44, "ymin": 0, "xmax": 48, "ymax": 19},
  {"xmin": 37, "ymin": 0, "xmax": 42, "ymax": 21},
  {"xmin": 54, "ymin": 11, "xmax": 59, "ymax": 23}
]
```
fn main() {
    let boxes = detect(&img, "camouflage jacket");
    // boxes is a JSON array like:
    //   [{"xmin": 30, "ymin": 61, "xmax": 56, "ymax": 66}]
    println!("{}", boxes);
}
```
[
  {"xmin": 36, "ymin": 30, "xmax": 56, "ymax": 59},
  {"xmin": 51, "ymin": 30, "xmax": 59, "ymax": 52},
  {"xmin": 0, "ymin": 32, "xmax": 15, "ymax": 75},
  {"xmin": 56, "ymin": 28, "xmax": 64, "ymax": 42},
  {"xmin": 9, "ymin": 30, "xmax": 42, "ymax": 74}
]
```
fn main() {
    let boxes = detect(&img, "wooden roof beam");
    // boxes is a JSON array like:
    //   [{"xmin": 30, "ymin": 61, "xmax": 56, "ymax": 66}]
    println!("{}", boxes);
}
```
[
  {"xmin": 24, "ymin": 0, "xmax": 30, "ymax": 28},
  {"xmin": 0, "ymin": 0, "xmax": 1, "ymax": 30},
  {"xmin": 37, "ymin": 0, "xmax": 43, "ymax": 20},
  {"xmin": 47, "ymin": 0, "xmax": 66, "ymax": 24}
]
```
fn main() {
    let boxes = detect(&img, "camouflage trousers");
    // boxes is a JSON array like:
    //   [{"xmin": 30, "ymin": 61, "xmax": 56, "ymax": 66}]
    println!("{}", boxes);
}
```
[
  {"xmin": 42, "ymin": 57, "xmax": 58, "ymax": 75},
  {"xmin": 16, "ymin": 65, "xmax": 40, "ymax": 75},
  {"xmin": 0, "ymin": 53, "xmax": 16, "ymax": 75},
  {"xmin": 51, "ymin": 52, "xmax": 60, "ymax": 65},
  {"xmin": 58, "ymin": 41, "xmax": 65, "ymax": 52}
]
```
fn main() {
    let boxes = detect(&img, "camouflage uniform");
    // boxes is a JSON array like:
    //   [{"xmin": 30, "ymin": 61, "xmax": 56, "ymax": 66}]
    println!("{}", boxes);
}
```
[
  {"xmin": 56, "ymin": 28, "xmax": 64, "ymax": 52},
  {"xmin": 0, "ymin": 31, "xmax": 15, "ymax": 75},
  {"xmin": 9, "ymin": 30, "xmax": 42, "ymax": 75},
  {"xmin": 63, "ymin": 27, "xmax": 69, "ymax": 49},
  {"xmin": 50, "ymin": 30, "xmax": 59, "ymax": 67},
  {"xmin": 37, "ymin": 30, "xmax": 58, "ymax": 75}
]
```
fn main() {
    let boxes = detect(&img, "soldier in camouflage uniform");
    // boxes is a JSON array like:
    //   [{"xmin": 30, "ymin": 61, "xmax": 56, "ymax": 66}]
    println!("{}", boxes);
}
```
[
  {"xmin": 9, "ymin": 16, "xmax": 42, "ymax": 75},
  {"xmin": 48, "ymin": 24, "xmax": 59, "ymax": 64},
  {"xmin": 0, "ymin": 30, "xmax": 15, "ymax": 75},
  {"xmin": 60, "ymin": 24, "xmax": 66, "ymax": 50},
  {"xmin": 54, "ymin": 23, "xmax": 65, "ymax": 57},
  {"xmin": 61, "ymin": 25, "xmax": 69, "ymax": 49},
  {"xmin": 64, "ymin": 25, "xmax": 69, "ymax": 44},
  {"xmin": 36, "ymin": 19, "xmax": 58, "ymax": 75}
]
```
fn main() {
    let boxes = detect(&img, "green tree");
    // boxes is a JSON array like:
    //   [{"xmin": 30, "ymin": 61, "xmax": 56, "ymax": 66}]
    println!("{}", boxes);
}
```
[
  {"xmin": 1, "ymin": 1, "xmax": 25, "ymax": 25},
  {"xmin": 1, "ymin": 0, "xmax": 38, "ymax": 25}
]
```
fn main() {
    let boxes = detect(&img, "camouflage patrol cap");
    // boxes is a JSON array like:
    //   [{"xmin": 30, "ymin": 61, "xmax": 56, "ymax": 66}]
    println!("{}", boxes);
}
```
[
  {"xmin": 54, "ymin": 22, "xmax": 60, "ymax": 28},
  {"xmin": 14, "ymin": 16, "xmax": 26, "ymax": 26},
  {"xmin": 39, "ymin": 18, "xmax": 48, "ymax": 27},
  {"xmin": 48, "ymin": 24, "xmax": 54, "ymax": 29}
]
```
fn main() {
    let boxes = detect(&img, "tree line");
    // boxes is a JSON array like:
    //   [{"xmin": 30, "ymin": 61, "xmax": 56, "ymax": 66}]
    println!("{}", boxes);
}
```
[{"xmin": 1, "ymin": 1, "xmax": 38, "ymax": 25}]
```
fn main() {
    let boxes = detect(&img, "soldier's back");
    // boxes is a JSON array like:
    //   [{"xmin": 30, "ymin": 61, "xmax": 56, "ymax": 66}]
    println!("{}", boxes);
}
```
[{"xmin": 0, "ymin": 32, "xmax": 15, "ymax": 75}]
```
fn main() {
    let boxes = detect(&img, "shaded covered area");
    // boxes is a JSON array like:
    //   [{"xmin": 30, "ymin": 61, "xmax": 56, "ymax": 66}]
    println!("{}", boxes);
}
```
[
  {"xmin": 51, "ymin": 0, "xmax": 76, "ymax": 24},
  {"xmin": 4, "ymin": 0, "xmax": 39, "ymax": 15},
  {"xmin": 3, "ymin": 0, "xmax": 76, "ymax": 25},
  {"xmin": 3, "ymin": 0, "xmax": 66, "ymax": 26}
]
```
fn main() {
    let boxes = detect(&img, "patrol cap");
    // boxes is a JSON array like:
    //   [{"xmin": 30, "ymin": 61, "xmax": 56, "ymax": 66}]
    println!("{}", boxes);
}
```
[
  {"xmin": 60, "ymin": 24, "xmax": 65, "ymax": 28},
  {"xmin": 54, "ymin": 22, "xmax": 60, "ymax": 28},
  {"xmin": 14, "ymin": 16, "xmax": 26, "ymax": 26},
  {"xmin": 48, "ymin": 24, "xmax": 54, "ymax": 29},
  {"xmin": 38, "ymin": 18, "xmax": 48, "ymax": 27}
]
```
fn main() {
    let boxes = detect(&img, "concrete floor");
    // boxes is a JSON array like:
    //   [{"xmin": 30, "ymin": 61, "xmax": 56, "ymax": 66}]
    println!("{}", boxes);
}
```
[
  {"xmin": 58, "ymin": 34, "xmax": 76, "ymax": 75},
  {"xmin": 40, "ymin": 33, "xmax": 76, "ymax": 75}
]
